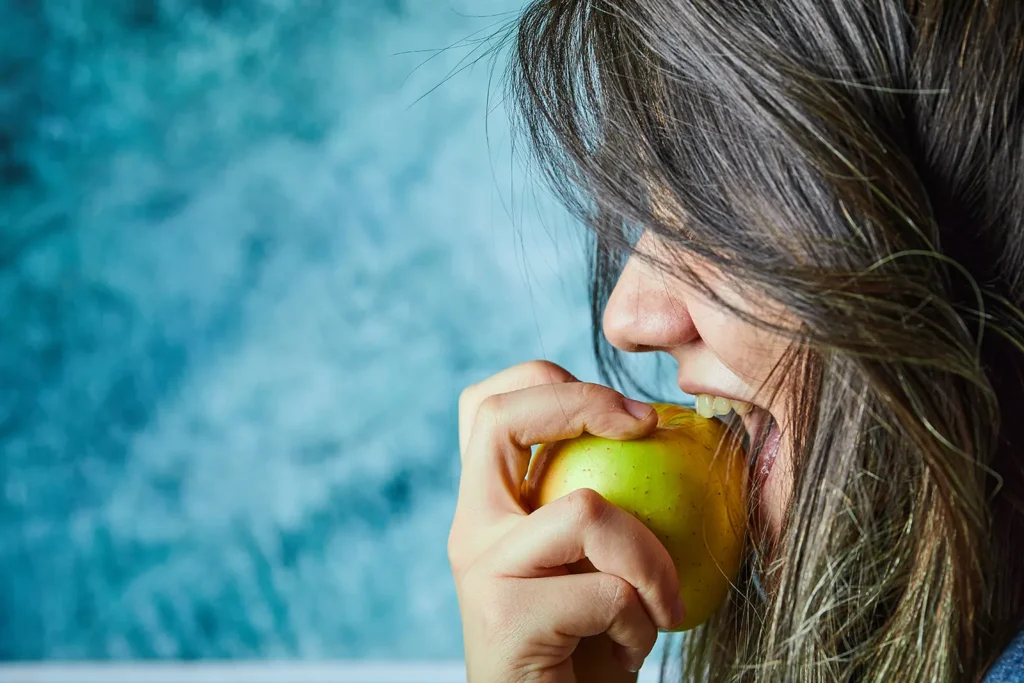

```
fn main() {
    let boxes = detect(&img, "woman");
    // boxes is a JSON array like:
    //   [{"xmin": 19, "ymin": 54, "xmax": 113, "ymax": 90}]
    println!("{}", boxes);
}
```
[{"xmin": 448, "ymin": 1, "xmax": 1024, "ymax": 681}]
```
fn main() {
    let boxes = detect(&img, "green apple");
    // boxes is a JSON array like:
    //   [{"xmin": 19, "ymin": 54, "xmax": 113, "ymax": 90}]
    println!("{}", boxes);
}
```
[{"xmin": 522, "ymin": 403, "xmax": 747, "ymax": 631}]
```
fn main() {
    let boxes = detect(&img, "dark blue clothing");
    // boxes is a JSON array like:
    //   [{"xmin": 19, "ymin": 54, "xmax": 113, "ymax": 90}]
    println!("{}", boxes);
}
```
[{"xmin": 984, "ymin": 628, "xmax": 1024, "ymax": 682}]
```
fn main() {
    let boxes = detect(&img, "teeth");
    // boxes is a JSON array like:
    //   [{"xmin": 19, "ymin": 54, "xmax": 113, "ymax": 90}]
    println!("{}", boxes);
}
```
[
  {"xmin": 695, "ymin": 394, "xmax": 714, "ymax": 418},
  {"xmin": 731, "ymin": 399, "xmax": 753, "ymax": 415},
  {"xmin": 712, "ymin": 396, "xmax": 730, "ymax": 415},
  {"xmin": 694, "ymin": 394, "xmax": 753, "ymax": 417}
]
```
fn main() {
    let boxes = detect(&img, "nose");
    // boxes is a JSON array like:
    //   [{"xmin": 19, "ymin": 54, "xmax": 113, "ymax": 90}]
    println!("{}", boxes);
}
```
[{"xmin": 602, "ymin": 232, "xmax": 700, "ymax": 353}]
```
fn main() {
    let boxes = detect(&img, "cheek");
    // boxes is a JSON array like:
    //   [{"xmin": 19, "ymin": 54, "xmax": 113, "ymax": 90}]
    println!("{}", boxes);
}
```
[{"xmin": 687, "ymin": 296, "xmax": 790, "ymax": 394}]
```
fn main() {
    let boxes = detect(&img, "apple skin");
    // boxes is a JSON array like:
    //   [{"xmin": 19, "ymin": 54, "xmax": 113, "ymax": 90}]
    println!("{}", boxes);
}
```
[{"xmin": 522, "ymin": 403, "xmax": 747, "ymax": 632}]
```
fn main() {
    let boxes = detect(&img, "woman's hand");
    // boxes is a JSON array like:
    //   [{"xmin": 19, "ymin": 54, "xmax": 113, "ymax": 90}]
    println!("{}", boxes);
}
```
[{"xmin": 449, "ymin": 361, "xmax": 685, "ymax": 682}]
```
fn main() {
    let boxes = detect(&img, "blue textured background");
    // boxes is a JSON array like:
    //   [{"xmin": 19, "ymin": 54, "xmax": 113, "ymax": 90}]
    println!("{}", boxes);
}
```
[{"xmin": 0, "ymin": 0, "xmax": 676, "ymax": 661}]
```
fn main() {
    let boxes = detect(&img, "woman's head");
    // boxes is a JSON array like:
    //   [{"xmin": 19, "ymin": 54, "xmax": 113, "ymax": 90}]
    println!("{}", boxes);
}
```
[
  {"xmin": 601, "ymin": 232, "xmax": 796, "ymax": 541},
  {"xmin": 505, "ymin": 0, "xmax": 1024, "ymax": 680}
]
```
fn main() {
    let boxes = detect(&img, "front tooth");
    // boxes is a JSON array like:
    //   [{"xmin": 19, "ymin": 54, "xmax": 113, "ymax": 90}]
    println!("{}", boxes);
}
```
[
  {"xmin": 712, "ymin": 396, "xmax": 731, "ymax": 415},
  {"xmin": 695, "ymin": 394, "xmax": 714, "ymax": 418},
  {"xmin": 730, "ymin": 399, "xmax": 752, "ymax": 415}
]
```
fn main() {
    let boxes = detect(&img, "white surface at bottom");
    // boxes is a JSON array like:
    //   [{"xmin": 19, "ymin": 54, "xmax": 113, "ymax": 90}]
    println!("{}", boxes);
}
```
[{"xmin": 0, "ymin": 662, "xmax": 665, "ymax": 683}]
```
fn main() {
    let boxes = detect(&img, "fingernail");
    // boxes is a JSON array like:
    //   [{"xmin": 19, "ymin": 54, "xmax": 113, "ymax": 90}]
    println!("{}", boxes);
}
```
[
  {"xmin": 671, "ymin": 594, "xmax": 686, "ymax": 627},
  {"xmin": 623, "ymin": 398, "xmax": 654, "ymax": 420}
]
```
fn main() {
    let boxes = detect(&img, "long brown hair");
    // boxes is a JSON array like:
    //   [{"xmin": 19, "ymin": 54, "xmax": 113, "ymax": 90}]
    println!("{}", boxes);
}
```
[{"xmin": 500, "ymin": 1, "xmax": 1024, "ymax": 680}]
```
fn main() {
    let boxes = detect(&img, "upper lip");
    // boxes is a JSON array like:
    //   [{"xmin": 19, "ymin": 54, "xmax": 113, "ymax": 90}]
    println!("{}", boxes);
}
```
[
  {"xmin": 676, "ymin": 378, "xmax": 771, "ymax": 448},
  {"xmin": 675, "ymin": 379, "xmax": 754, "ymax": 406}
]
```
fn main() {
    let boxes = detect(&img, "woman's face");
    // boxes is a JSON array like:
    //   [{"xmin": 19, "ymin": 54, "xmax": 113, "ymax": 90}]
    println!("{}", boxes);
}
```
[{"xmin": 602, "ymin": 230, "xmax": 794, "ymax": 540}]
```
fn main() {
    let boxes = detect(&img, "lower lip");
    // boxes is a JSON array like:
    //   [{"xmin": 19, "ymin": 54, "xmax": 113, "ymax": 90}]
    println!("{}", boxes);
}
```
[{"xmin": 754, "ymin": 420, "xmax": 781, "ymax": 486}]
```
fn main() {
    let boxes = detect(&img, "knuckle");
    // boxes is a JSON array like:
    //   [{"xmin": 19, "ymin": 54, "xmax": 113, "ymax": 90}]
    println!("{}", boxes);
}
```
[
  {"xmin": 458, "ymin": 382, "xmax": 482, "ymax": 418},
  {"xmin": 475, "ymin": 393, "xmax": 506, "ymax": 428},
  {"xmin": 570, "ymin": 383, "xmax": 634, "ymax": 436},
  {"xmin": 516, "ymin": 359, "xmax": 573, "ymax": 386},
  {"xmin": 573, "ymin": 383, "xmax": 623, "ymax": 424},
  {"xmin": 459, "ymin": 361, "xmax": 572, "ymax": 420},
  {"xmin": 575, "ymin": 381, "xmax": 610, "ymax": 404},
  {"xmin": 602, "ymin": 575, "xmax": 639, "ymax": 616},
  {"xmin": 564, "ymin": 487, "xmax": 608, "ymax": 530}
]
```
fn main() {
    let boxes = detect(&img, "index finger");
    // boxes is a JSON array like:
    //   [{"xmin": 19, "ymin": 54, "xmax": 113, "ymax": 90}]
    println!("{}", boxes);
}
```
[
  {"xmin": 457, "ymin": 381, "xmax": 657, "ymax": 522},
  {"xmin": 458, "ymin": 360, "xmax": 577, "ymax": 459}
]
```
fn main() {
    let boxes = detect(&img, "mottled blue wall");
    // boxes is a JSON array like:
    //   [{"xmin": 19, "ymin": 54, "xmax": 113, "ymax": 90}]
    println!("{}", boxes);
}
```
[{"xmin": 0, "ymin": 0, "xmax": 674, "ymax": 661}]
